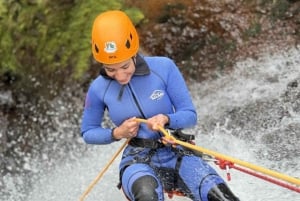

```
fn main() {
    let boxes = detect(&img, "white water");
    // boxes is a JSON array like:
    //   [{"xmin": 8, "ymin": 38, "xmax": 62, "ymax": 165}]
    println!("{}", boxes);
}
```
[{"xmin": 2, "ymin": 46, "xmax": 300, "ymax": 201}]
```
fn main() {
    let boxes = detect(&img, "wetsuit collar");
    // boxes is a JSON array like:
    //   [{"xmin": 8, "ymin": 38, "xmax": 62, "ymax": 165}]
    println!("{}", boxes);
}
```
[{"xmin": 134, "ymin": 54, "xmax": 151, "ymax": 75}]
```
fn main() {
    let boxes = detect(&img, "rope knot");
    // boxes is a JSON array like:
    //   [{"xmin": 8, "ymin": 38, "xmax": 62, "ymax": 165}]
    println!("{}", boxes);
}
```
[{"xmin": 215, "ymin": 158, "xmax": 234, "ymax": 169}]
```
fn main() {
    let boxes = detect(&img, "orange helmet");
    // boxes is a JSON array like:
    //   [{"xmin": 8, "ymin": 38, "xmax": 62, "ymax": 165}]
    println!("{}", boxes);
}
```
[{"xmin": 91, "ymin": 10, "xmax": 139, "ymax": 64}]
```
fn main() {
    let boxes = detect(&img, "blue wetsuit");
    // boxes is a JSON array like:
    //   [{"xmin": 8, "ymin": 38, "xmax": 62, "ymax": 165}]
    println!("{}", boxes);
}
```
[{"xmin": 81, "ymin": 54, "xmax": 226, "ymax": 201}]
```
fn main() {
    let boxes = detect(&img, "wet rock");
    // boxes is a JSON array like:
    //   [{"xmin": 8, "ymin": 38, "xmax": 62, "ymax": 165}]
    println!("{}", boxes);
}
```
[
  {"xmin": 0, "ymin": 112, "xmax": 8, "ymax": 153},
  {"xmin": 128, "ymin": 0, "xmax": 299, "ymax": 81},
  {"xmin": 0, "ymin": 91, "xmax": 15, "ymax": 110}
]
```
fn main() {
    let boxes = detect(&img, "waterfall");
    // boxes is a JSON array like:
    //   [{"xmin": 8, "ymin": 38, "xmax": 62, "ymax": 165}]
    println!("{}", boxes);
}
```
[{"xmin": 1, "ymin": 46, "xmax": 299, "ymax": 201}]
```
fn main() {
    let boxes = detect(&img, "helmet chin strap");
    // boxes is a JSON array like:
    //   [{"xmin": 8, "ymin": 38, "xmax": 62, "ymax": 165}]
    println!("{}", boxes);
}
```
[
  {"xmin": 132, "ymin": 55, "xmax": 137, "ymax": 65},
  {"xmin": 132, "ymin": 55, "xmax": 137, "ymax": 75}
]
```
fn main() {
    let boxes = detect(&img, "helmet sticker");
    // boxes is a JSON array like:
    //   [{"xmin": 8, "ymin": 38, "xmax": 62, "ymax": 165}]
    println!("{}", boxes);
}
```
[
  {"xmin": 104, "ymin": 41, "xmax": 117, "ymax": 53},
  {"xmin": 150, "ymin": 90, "xmax": 164, "ymax": 100}
]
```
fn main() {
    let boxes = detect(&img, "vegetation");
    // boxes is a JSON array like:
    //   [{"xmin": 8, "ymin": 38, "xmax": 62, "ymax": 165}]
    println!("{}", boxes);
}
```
[{"xmin": 0, "ymin": 0, "xmax": 143, "ymax": 92}]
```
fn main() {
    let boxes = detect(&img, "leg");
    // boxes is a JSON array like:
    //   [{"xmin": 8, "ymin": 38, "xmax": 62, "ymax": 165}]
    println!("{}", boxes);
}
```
[
  {"xmin": 177, "ymin": 155, "xmax": 239, "ymax": 201},
  {"xmin": 132, "ymin": 175, "xmax": 159, "ymax": 201},
  {"xmin": 121, "ymin": 163, "xmax": 164, "ymax": 201},
  {"xmin": 207, "ymin": 183, "xmax": 240, "ymax": 201}
]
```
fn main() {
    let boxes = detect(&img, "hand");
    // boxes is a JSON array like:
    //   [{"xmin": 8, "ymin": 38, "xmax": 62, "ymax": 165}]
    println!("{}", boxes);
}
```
[
  {"xmin": 161, "ymin": 136, "xmax": 177, "ymax": 147},
  {"xmin": 146, "ymin": 114, "xmax": 169, "ymax": 131},
  {"xmin": 113, "ymin": 117, "xmax": 140, "ymax": 139}
]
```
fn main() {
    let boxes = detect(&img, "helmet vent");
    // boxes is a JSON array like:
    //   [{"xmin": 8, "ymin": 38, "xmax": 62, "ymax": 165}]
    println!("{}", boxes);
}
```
[
  {"xmin": 94, "ymin": 44, "xmax": 99, "ymax": 53},
  {"xmin": 130, "ymin": 33, "xmax": 133, "ymax": 40},
  {"xmin": 125, "ymin": 40, "xmax": 131, "ymax": 49}
]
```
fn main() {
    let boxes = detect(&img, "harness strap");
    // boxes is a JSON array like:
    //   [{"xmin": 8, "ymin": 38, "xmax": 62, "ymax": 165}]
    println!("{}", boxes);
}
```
[
  {"xmin": 117, "ymin": 141, "xmax": 159, "ymax": 190},
  {"xmin": 129, "ymin": 137, "xmax": 165, "ymax": 149},
  {"xmin": 166, "ymin": 148, "xmax": 194, "ymax": 199},
  {"xmin": 128, "ymin": 129, "xmax": 196, "ymax": 149},
  {"xmin": 172, "ymin": 129, "xmax": 195, "ymax": 141}
]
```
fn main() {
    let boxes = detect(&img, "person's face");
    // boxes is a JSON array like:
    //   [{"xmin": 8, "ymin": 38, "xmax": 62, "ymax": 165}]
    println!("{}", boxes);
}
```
[{"xmin": 103, "ymin": 58, "xmax": 135, "ymax": 85}]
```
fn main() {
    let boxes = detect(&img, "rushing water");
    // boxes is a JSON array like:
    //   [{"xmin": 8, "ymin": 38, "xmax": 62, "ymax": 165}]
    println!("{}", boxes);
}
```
[{"xmin": 1, "ymin": 46, "xmax": 300, "ymax": 201}]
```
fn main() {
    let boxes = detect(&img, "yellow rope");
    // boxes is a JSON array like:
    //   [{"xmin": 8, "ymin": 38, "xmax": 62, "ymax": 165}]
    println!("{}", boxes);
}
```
[
  {"xmin": 135, "ymin": 118, "xmax": 300, "ymax": 187},
  {"xmin": 79, "ymin": 138, "xmax": 130, "ymax": 201}
]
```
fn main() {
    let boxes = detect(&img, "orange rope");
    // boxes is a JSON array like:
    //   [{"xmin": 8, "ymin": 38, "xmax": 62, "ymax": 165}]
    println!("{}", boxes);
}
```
[{"xmin": 79, "ymin": 138, "xmax": 130, "ymax": 201}]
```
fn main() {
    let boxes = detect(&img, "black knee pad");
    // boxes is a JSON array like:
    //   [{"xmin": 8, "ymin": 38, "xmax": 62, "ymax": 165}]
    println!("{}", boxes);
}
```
[
  {"xmin": 207, "ymin": 183, "xmax": 240, "ymax": 201},
  {"xmin": 132, "ymin": 175, "xmax": 159, "ymax": 201}
]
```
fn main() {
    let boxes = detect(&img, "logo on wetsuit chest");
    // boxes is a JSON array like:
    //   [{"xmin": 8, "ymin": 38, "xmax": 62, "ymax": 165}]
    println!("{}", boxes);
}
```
[{"xmin": 150, "ymin": 90, "xmax": 164, "ymax": 100}]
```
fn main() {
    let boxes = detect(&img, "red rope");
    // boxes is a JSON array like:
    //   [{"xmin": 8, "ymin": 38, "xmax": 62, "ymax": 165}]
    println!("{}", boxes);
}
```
[
  {"xmin": 215, "ymin": 158, "xmax": 300, "ymax": 193},
  {"xmin": 232, "ymin": 165, "xmax": 300, "ymax": 193},
  {"xmin": 165, "ymin": 190, "xmax": 185, "ymax": 199},
  {"xmin": 215, "ymin": 158, "xmax": 234, "ymax": 181}
]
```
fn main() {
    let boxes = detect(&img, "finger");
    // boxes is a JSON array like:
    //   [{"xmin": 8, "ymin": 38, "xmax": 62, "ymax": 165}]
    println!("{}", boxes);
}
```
[
  {"xmin": 130, "ymin": 132, "xmax": 137, "ymax": 138},
  {"xmin": 129, "ymin": 116, "xmax": 137, "ymax": 122},
  {"xmin": 152, "ymin": 123, "xmax": 162, "ymax": 131}
]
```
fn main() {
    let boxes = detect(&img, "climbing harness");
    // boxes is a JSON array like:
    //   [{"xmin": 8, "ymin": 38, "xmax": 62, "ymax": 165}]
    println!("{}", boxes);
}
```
[
  {"xmin": 126, "ymin": 130, "xmax": 196, "ymax": 199},
  {"xmin": 128, "ymin": 137, "xmax": 165, "ymax": 149}
]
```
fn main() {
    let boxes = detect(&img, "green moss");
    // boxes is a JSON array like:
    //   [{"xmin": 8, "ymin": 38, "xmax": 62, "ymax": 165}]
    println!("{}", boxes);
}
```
[
  {"xmin": 244, "ymin": 22, "xmax": 262, "ymax": 39},
  {"xmin": 270, "ymin": 0, "xmax": 290, "ymax": 20},
  {"xmin": 0, "ymin": 0, "xmax": 144, "ymax": 85}
]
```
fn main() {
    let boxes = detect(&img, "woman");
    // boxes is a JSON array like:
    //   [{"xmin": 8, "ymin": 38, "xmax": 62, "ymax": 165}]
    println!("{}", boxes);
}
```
[{"xmin": 81, "ymin": 10, "xmax": 239, "ymax": 201}]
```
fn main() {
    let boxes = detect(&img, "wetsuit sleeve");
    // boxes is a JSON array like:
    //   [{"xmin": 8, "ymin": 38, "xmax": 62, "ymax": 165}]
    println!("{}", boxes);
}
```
[
  {"xmin": 165, "ymin": 59, "xmax": 197, "ymax": 129},
  {"xmin": 80, "ymin": 83, "xmax": 115, "ymax": 144}
]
